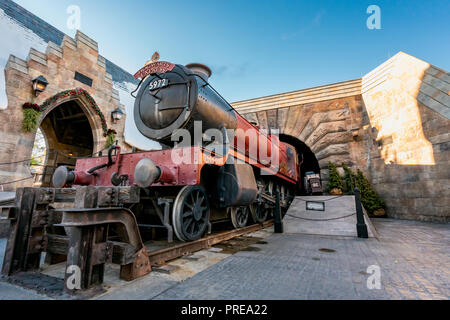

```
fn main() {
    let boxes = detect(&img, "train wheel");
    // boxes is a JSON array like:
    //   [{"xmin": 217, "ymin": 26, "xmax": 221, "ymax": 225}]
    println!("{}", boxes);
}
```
[
  {"xmin": 230, "ymin": 207, "xmax": 249, "ymax": 229},
  {"xmin": 250, "ymin": 203, "xmax": 269, "ymax": 224},
  {"xmin": 172, "ymin": 186, "xmax": 210, "ymax": 242}
]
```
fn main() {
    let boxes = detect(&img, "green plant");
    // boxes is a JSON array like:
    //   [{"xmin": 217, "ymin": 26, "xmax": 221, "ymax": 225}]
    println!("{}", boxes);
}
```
[
  {"xmin": 105, "ymin": 129, "xmax": 117, "ymax": 148},
  {"xmin": 22, "ymin": 107, "xmax": 41, "ymax": 133},
  {"xmin": 342, "ymin": 163, "xmax": 357, "ymax": 194},
  {"xmin": 30, "ymin": 157, "xmax": 42, "ymax": 166},
  {"xmin": 355, "ymin": 169, "xmax": 386, "ymax": 215},
  {"xmin": 327, "ymin": 162, "xmax": 343, "ymax": 192}
]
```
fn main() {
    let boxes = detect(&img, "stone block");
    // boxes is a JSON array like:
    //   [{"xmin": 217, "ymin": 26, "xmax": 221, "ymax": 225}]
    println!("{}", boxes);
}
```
[
  {"xmin": 417, "ymin": 92, "xmax": 450, "ymax": 119},
  {"xmin": 311, "ymin": 131, "xmax": 352, "ymax": 154},
  {"xmin": 75, "ymin": 30, "xmax": 98, "ymax": 52},
  {"xmin": 27, "ymin": 48, "xmax": 47, "ymax": 66},
  {"xmin": 299, "ymin": 109, "xmax": 349, "ymax": 142},
  {"xmin": 256, "ymin": 111, "xmax": 268, "ymax": 130},
  {"xmin": 425, "ymin": 66, "xmax": 450, "ymax": 84},
  {"xmin": 266, "ymin": 109, "xmax": 278, "ymax": 129},
  {"xmin": 315, "ymin": 144, "xmax": 349, "ymax": 161},
  {"xmin": 152, "ymin": 265, "xmax": 180, "ymax": 274},
  {"xmin": 422, "ymin": 74, "xmax": 450, "ymax": 95},
  {"xmin": 97, "ymin": 55, "xmax": 106, "ymax": 69},
  {"xmin": 277, "ymin": 107, "xmax": 289, "ymax": 129},
  {"xmin": 46, "ymin": 41, "xmax": 63, "ymax": 59},
  {"xmin": 306, "ymin": 120, "xmax": 348, "ymax": 148},
  {"xmin": 62, "ymin": 35, "xmax": 77, "ymax": 51},
  {"xmin": 6, "ymin": 55, "xmax": 28, "ymax": 74}
]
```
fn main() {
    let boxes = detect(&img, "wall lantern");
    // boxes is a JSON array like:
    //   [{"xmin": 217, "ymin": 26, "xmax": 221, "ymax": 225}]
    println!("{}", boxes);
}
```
[
  {"xmin": 32, "ymin": 76, "xmax": 49, "ymax": 96},
  {"xmin": 111, "ymin": 107, "xmax": 125, "ymax": 123}
]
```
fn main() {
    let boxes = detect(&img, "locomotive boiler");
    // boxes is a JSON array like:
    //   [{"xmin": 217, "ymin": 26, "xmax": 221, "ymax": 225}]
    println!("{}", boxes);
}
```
[{"xmin": 51, "ymin": 60, "xmax": 300, "ymax": 242}]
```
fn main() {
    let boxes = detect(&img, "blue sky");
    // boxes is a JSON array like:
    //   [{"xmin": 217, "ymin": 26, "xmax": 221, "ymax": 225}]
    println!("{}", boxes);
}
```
[{"xmin": 14, "ymin": 0, "xmax": 450, "ymax": 102}]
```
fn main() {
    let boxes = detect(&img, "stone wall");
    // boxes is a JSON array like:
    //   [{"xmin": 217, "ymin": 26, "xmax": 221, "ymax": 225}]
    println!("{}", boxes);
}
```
[
  {"xmin": 232, "ymin": 52, "xmax": 450, "ymax": 222},
  {"xmin": 361, "ymin": 52, "xmax": 450, "ymax": 222},
  {"xmin": 0, "ymin": 30, "xmax": 129, "ymax": 190}
]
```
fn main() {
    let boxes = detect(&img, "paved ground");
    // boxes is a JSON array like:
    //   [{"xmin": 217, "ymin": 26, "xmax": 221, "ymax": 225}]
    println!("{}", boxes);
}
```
[
  {"xmin": 285, "ymin": 196, "xmax": 377, "ymax": 238},
  {"xmin": 155, "ymin": 219, "xmax": 450, "ymax": 300},
  {"xmin": 0, "ymin": 219, "xmax": 448, "ymax": 300}
]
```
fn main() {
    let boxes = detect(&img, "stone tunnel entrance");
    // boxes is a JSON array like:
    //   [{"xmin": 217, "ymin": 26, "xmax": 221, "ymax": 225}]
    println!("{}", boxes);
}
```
[
  {"xmin": 279, "ymin": 134, "xmax": 321, "ymax": 195},
  {"xmin": 32, "ymin": 100, "xmax": 94, "ymax": 187}
]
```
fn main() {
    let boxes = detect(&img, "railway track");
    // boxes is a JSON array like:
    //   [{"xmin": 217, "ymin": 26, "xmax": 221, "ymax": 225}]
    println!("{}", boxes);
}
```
[
  {"xmin": 1, "ymin": 220, "xmax": 273, "ymax": 299},
  {"xmin": 1, "ymin": 187, "xmax": 278, "ymax": 296},
  {"xmin": 148, "ymin": 220, "xmax": 273, "ymax": 267}
]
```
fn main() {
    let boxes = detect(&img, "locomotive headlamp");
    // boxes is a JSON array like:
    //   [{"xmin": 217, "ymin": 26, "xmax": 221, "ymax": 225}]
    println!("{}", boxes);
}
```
[
  {"xmin": 32, "ymin": 76, "xmax": 49, "ymax": 96},
  {"xmin": 111, "ymin": 107, "xmax": 125, "ymax": 123}
]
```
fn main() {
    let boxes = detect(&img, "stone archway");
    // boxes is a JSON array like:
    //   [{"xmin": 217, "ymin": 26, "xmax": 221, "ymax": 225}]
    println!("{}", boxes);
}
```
[
  {"xmin": 232, "ymin": 81, "xmax": 365, "ymax": 191},
  {"xmin": 31, "ymin": 89, "xmax": 107, "ymax": 187},
  {"xmin": 37, "ymin": 88, "xmax": 108, "ymax": 153},
  {"xmin": 0, "ymin": 30, "xmax": 129, "ymax": 191}
]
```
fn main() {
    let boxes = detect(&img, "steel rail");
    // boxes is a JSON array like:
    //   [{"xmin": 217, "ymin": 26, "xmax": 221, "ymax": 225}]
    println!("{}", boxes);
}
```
[{"xmin": 147, "ymin": 220, "xmax": 273, "ymax": 266}]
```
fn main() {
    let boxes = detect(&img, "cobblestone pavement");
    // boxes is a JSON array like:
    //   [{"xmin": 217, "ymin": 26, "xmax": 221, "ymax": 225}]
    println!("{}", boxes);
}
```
[
  {"xmin": 155, "ymin": 219, "xmax": 450, "ymax": 300},
  {"xmin": 0, "ymin": 219, "xmax": 448, "ymax": 300}
]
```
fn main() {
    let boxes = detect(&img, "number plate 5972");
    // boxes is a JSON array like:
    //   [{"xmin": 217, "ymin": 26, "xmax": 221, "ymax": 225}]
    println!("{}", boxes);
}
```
[{"xmin": 149, "ymin": 79, "xmax": 168, "ymax": 91}]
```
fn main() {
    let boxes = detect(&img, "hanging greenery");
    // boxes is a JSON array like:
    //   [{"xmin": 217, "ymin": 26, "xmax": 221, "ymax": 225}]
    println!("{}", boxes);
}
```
[
  {"xmin": 22, "ymin": 103, "xmax": 41, "ymax": 133},
  {"xmin": 30, "ymin": 156, "xmax": 42, "ymax": 166},
  {"xmin": 105, "ymin": 129, "xmax": 117, "ymax": 148},
  {"xmin": 327, "ymin": 162, "xmax": 344, "ymax": 194}
]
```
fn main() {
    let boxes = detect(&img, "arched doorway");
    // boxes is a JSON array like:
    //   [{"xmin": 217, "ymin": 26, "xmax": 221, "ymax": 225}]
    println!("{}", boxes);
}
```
[
  {"xmin": 32, "ymin": 100, "xmax": 94, "ymax": 187},
  {"xmin": 279, "ymin": 134, "xmax": 320, "ymax": 195}
]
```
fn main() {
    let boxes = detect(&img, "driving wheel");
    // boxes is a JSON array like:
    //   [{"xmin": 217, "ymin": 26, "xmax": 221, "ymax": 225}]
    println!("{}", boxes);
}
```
[
  {"xmin": 172, "ymin": 186, "xmax": 210, "ymax": 242},
  {"xmin": 230, "ymin": 206, "xmax": 250, "ymax": 229},
  {"xmin": 250, "ymin": 202, "xmax": 269, "ymax": 224}
]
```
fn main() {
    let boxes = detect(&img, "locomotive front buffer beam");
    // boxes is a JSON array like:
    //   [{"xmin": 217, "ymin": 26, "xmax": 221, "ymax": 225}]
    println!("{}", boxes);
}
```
[{"xmin": 1, "ymin": 186, "xmax": 151, "ymax": 295}]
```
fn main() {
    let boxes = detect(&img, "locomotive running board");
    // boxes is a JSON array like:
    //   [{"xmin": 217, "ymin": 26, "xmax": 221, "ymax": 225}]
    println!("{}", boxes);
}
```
[{"xmin": 147, "ymin": 220, "xmax": 273, "ymax": 267}]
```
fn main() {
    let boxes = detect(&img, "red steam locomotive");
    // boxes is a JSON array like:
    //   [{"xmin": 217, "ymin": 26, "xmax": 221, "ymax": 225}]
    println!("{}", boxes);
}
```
[{"xmin": 52, "ymin": 61, "xmax": 301, "ymax": 242}]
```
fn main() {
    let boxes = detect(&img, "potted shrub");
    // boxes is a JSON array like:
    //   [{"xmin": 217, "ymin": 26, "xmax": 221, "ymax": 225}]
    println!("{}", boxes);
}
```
[
  {"xmin": 355, "ymin": 169, "xmax": 386, "ymax": 217},
  {"xmin": 327, "ymin": 162, "xmax": 344, "ymax": 195}
]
